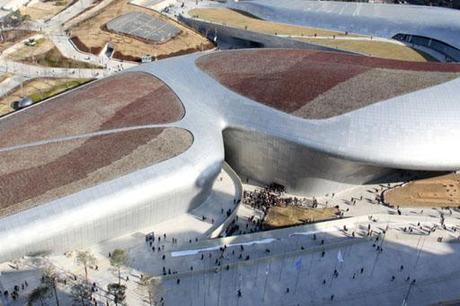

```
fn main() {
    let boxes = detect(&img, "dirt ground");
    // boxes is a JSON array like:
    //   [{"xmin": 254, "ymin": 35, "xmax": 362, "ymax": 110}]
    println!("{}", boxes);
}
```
[
  {"xmin": 300, "ymin": 38, "xmax": 435, "ymax": 62},
  {"xmin": 23, "ymin": 47, "xmax": 100, "ymax": 68},
  {"xmin": 264, "ymin": 206, "xmax": 339, "ymax": 228},
  {"xmin": 0, "ymin": 78, "xmax": 90, "ymax": 116},
  {"xmin": 0, "ymin": 30, "xmax": 36, "ymax": 52},
  {"xmin": 20, "ymin": 0, "xmax": 72, "ymax": 21},
  {"xmin": 189, "ymin": 8, "xmax": 356, "ymax": 37},
  {"xmin": 7, "ymin": 37, "xmax": 99, "ymax": 68},
  {"xmin": 0, "ymin": 74, "xmax": 11, "ymax": 83},
  {"xmin": 7, "ymin": 37, "xmax": 53, "ymax": 61},
  {"xmin": 384, "ymin": 173, "xmax": 460, "ymax": 208},
  {"xmin": 69, "ymin": 0, "xmax": 213, "ymax": 61}
]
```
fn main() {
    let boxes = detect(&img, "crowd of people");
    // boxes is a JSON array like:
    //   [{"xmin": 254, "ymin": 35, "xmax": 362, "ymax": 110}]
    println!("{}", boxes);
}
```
[
  {"xmin": 224, "ymin": 183, "xmax": 331, "ymax": 236},
  {"xmin": 243, "ymin": 183, "xmax": 320, "ymax": 213},
  {"xmin": 2, "ymin": 281, "xmax": 28, "ymax": 301}
]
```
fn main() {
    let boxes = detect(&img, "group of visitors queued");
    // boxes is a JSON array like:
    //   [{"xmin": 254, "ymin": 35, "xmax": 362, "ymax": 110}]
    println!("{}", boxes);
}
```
[{"xmin": 243, "ymin": 183, "xmax": 319, "ymax": 212}]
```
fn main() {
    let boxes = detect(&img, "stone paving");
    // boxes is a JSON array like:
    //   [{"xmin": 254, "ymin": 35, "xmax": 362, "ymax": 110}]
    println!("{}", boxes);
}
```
[
  {"xmin": 161, "ymin": 225, "xmax": 460, "ymax": 306},
  {"xmin": 2, "ymin": 173, "xmax": 460, "ymax": 305}
]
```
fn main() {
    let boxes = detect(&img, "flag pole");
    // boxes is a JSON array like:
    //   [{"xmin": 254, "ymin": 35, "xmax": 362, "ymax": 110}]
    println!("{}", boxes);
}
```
[{"xmin": 294, "ymin": 257, "xmax": 302, "ymax": 294}]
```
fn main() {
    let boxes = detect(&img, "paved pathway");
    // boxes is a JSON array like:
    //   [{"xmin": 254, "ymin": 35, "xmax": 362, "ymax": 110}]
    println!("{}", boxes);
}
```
[
  {"xmin": 156, "ymin": 214, "xmax": 460, "ymax": 306},
  {"xmin": 0, "ymin": 59, "xmax": 108, "ymax": 79},
  {"xmin": 0, "ymin": 0, "xmax": 137, "ymax": 100},
  {"xmin": 0, "ymin": 75, "xmax": 30, "ymax": 97}
]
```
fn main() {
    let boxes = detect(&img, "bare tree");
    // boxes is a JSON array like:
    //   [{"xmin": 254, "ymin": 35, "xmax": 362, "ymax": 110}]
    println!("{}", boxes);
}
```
[
  {"xmin": 107, "ymin": 283, "xmax": 126, "ymax": 306},
  {"xmin": 43, "ymin": 267, "xmax": 60, "ymax": 306},
  {"xmin": 70, "ymin": 282, "xmax": 92, "ymax": 306},
  {"xmin": 110, "ymin": 249, "xmax": 127, "ymax": 286},
  {"xmin": 27, "ymin": 285, "xmax": 50, "ymax": 306},
  {"xmin": 76, "ymin": 250, "xmax": 97, "ymax": 283},
  {"xmin": 140, "ymin": 277, "xmax": 164, "ymax": 306}
]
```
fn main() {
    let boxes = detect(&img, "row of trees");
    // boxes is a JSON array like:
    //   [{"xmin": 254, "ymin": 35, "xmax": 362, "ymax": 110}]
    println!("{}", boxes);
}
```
[{"xmin": 26, "ymin": 248, "xmax": 162, "ymax": 306}]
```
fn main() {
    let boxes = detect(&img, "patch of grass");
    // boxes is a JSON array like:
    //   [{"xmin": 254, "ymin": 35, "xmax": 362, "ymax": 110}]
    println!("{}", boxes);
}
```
[
  {"xmin": 28, "ymin": 79, "xmax": 91, "ymax": 102},
  {"xmin": 0, "ymin": 78, "xmax": 92, "ymax": 116},
  {"xmin": 0, "ymin": 30, "xmax": 35, "ymax": 51},
  {"xmin": 22, "ymin": 47, "xmax": 101, "ymax": 68},
  {"xmin": 34, "ymin": 37, "xmax": 47, "ymax": 46}
]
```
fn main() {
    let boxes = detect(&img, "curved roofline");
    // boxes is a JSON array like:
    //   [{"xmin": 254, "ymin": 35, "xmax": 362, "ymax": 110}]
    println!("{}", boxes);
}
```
[
  {"xmin": 135, "ymin": 49, "xmax": 460, "ymax": 171},
  {"xmin": 226, "ymin": 0, "xmax": 460, "ymax": 52}
]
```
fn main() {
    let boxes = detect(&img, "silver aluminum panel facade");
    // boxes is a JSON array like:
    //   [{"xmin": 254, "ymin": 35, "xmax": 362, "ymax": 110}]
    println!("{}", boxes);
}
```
[
  {"xmin": 226, "ymin": 0, "xmax": 460, "ymax": 50},
  {"xmin": 0, "ymin": 50, "xmax": 459, "ymax": 261}
]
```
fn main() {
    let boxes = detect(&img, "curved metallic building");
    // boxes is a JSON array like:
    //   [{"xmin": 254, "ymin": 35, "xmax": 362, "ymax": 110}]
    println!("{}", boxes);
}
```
[
  {"xmin": 0, "ymin": 48, "xmax": 460, "ymax": 261},
  {"xmin": 226, "ymin": 0, "xmax": 460, "ymax": 61}
]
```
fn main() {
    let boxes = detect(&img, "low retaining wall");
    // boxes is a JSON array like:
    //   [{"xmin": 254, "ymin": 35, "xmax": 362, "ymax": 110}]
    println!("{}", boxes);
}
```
[
  {"xmin": 207, "ymin": 162, "xmax": 243, "ymax": 239},
  {"xmin": 179, "ymin": 15, "xmax": 357, "ymax": 54}
]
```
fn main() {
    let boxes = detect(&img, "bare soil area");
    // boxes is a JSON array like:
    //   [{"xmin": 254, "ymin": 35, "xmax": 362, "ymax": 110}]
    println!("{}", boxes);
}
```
[
  {"xmin": 264, "ymin": 206, "xmax": 339, "ymax": 228},
  {"xmin": 0, "ymin": 30, "xmax": 36, "ymax": 52},
  {"xmin": 20, "ymin": 0, "xmax": 73, "ymax": 21},
  {"xmin": 7, "ymin": 37, "xmax": 98, "ymax": 68},
  {"xmin": 384, "ymin": 173, "xmax": 460, "ymax": 208},
  {"xmin": 69, "ymin": 0, "xmax": 213, "ymax": 61}
]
